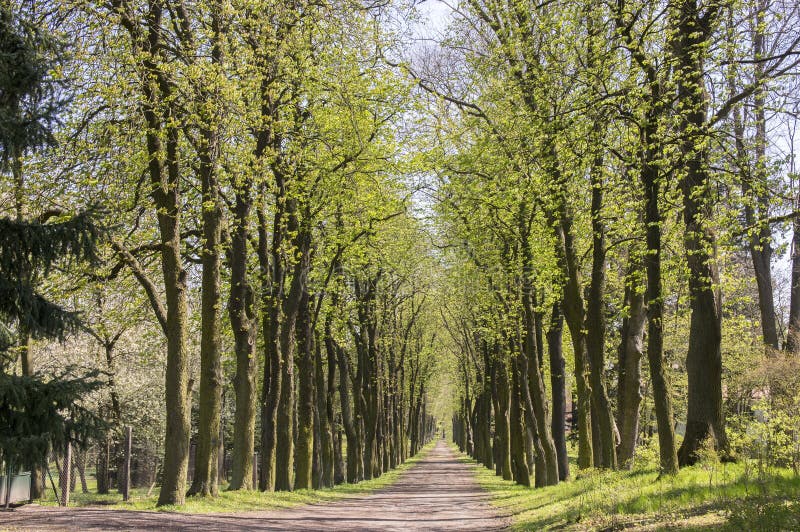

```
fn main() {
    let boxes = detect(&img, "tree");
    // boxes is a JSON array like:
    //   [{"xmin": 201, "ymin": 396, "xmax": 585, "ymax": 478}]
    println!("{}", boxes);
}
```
[
  {"xmin": 101, "ymin": 0, "xmax": 194, "ymax": 504},
  {"xmin": 0, "ymin": 2, "xmax": 105, "ymax": 497},
  {"xmin": 0, "ymin": 2, "xmax": 74, "ymax": 369},
  {"xmin": 613, "ymin": 0, "xmax": 680, "ymax": 475},
  {"xmin": 0, "ymin": 213, "xmax": 102, "ymax": 355},
  {"xmin": 0, "ymin": 369, "xmax": 106, "ymax": 477}
]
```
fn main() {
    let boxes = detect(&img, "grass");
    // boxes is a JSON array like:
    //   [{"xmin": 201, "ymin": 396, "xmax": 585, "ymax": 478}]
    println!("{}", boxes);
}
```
[
  {"xmin": 454, "ymin": 443, "xmax": 800, "ymax": 531},
  {"xmin": 39, "ymin": 442, "xmax": 435, "ymax": 514}
]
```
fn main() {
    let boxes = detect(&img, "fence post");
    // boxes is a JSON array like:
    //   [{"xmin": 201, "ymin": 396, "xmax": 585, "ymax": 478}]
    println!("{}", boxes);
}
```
[
  {"xmin": 252, "ymin": 452, "xmax": 258, "ymax": 490},
  {"xmin": 4, "ymin": 458, "xmax": 12, "ymax": 509},
  {"xmin": 218, "ymin": 441, "xmax": 225, "ymax": 483},
  {"xmin": 188, "ymin": 442, "xmax": 196, "ymax": 484},
  {"xmin": 122, "ymin": 426, "xmax": 132, "ymax": 501},
  {"xmin": 97, "ymin": 437, "xmax": 110, "ymax": 494},
  {"xmin": 60, "ymin": 442, "xmax": 71, "ymax": 507}
]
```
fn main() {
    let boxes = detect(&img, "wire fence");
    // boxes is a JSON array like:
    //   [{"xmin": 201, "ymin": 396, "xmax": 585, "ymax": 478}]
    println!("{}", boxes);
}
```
[
  {"xmin": 35, "ymin": 426, "xmax": 157, "ymax": 506},
  {"xmin": 33, "ymin": 427, "xmax": 243, "ymax": 506}
]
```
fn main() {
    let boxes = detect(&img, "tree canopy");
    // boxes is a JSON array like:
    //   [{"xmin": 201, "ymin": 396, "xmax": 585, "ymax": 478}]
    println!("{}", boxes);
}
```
[{"xmin": 2, "ymin": 0, "xmax": 800, "ymax": 516}]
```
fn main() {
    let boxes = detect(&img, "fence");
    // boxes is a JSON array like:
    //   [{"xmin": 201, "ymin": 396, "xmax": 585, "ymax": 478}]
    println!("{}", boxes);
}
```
[
  {"xmin": 37, "ymin": 427, "xmax": 245, "ymax": 506},
  {"xmin": 39, "ymin": 426, "xmax": 140, "ymax": 506}
]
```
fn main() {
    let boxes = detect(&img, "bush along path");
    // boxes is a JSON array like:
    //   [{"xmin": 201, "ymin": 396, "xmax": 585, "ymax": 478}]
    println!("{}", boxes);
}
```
[{"xmin": 3, "ymin": 441, "xmax": 509, "ymax": 531}]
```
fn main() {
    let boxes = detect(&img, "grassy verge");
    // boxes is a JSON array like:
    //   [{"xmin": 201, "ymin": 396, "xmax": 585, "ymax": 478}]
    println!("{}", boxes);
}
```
[
  {"xmin": 40, "ymin": 442, "xmax": 435, "ymax": 513},
  {"xmin": 455, "ymin": 443, "xmax": 800, "ymax": 531}
]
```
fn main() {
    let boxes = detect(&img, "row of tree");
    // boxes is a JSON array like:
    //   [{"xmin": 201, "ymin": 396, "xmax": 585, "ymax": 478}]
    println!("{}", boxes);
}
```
[
  {"xmin": 6, "ymin": 0, "xmax": 800, "ymax": 506},
  {"xmin": 437, "ymin": 0, "xmax": 799, "ymax": 485},
  {"xmin": 2, "ymin": 0, "xmax": 440, "ymax": 506}
]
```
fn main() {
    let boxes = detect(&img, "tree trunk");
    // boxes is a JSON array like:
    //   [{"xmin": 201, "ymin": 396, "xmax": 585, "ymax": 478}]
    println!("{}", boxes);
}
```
[
  {"xmin": 358, "ymin": 278, "xmax": 380, "ymax": 480},
  {"xmin": 153, "ymin": 130, "xmax": 191, "ymax": 508},
  {"xmin": 671, "ymin": 1, "xmax": 728, "ymax": 465},
  {"xmin": 78, "ymin": 457, "xmax": 88, "ymax": 495},
  {"xmin": 258, "ymin": 196, "xmax": 282, "ymax": 492},
  {"xmin": 640, "ymin": 105, "xmax": 680, "ymax": 474},
  {"xmin": 275, "ymin": 265, "xmax": 303, "ymax": 491},
  {"xmin": 555, "ymin": 213, "xmax": 593, "ymax": 469},
  {"xmin": 325, "ymin": 316, "xmax": 345, "ymax": 484},
  {"xmin": 383, "ymin": 392, "xmax": 392, "ymax": 470},
  {"xmin": 97, "ymin": 437, "xmax": 110, "ymax": 494},
  {"xmin": 585, "ymin": 163, "xmax": 617, "ymax": 470},
  {"xmin": 333, "ymin": 422, "xmax": 345, "ymax": 484},
  {"xmin": 317, "ymin": 333, "xmax": 334, "ymax": 487},
  {"xmin": 616, "ymin": 274, "xmax": 646, "ymax": 468},
  {"xmin": 189, "ymin": 123, "xmax": 223, "ymax": 497},
  {"xmin": 13, "ymin": 155, "xmax": 44, "ymax": 499},
  {"xmin": 493, "ymin": 358, "xmax": 512, "ymax": 480},
  {"xmin": 398, "ymin": 334, "xmax": 408, "ymax": 464},
  {"xmin": 410, "ymin": 383, "xmax": 422, "ymax": 456},
  {"xmin": 751, "ymin": 0, "xmax": 777, "ymax": 350},
  {"xmin": 154, "ymin": 214, "xmax": 191, "ymax": 506},
  {"xmin": 228, "ymin": 182, "xmax": 257, "ymax": 490},
  {"xmin": 374, "ymin": 368, "xmax": 385, "ymax": 477},
  {"xmin": 516, "ymin": 213, "xmax": 561, "ymax": 484},
  {"xmin": 509, "ymin": 358, "xmax": 530, "ymax": 487},
  {"xmin": 732, "ymin": 2, "xmax": 777, "ymax": 351},
  {"xmin": 476, "ymin": 343, "xmax": 493, "ymax": 469},
  {"xmin": 389, "ymin": 350, "xmax": 400, "ymax": 469},
  {"xmin": 547, "ymin": 303, "xmax": 569, "ymax": 480},
  {"xmin": 333, "ymin": 335, "xmax": 361, "ymax": 483},
  {"xmin": 613, "ymin": 0, "xmax": 679, "ymax": 475},
  {"xmin": 545, "ymin": 148, "xmax": 594, "ymax": 469},
  {"xmin": 517, "ymin": 351, "xmax": 545, "ymax": 485},
  {"xmin": 789, "ymin": 215, "xmax": 800, "ymax": 352},
  {"xmin": 294, "ymin": 288, "xmax": 315, "ymax": 490},
  {"xmin": 312, "ymin": 387, "xmax": 322, "ymax": 489},
  {"xmin": 94, "ymin": 340, "xmax": 122, "ymax": 494},
  {"xmin": 104, "ymin": 0, "xmax": 191, "ymax": 507},
  {"xmin": 481, "ymin": 386, "xmax": 494, "ymax": 470}
]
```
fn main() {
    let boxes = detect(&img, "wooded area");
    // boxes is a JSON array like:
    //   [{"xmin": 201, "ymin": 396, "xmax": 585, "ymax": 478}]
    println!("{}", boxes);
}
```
[
  {"xmin": 443, "ymin": 0, "xmax": 800, "ymax": 489},
  {"xmin": 1, "ymin": 0, "xmax": 799, "ymax": 514}
]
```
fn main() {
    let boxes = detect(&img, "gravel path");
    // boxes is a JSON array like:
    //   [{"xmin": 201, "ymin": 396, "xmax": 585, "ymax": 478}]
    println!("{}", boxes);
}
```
[{"xmin": 1, "ymin": 440, "xmax": 509, "ymax": 531}]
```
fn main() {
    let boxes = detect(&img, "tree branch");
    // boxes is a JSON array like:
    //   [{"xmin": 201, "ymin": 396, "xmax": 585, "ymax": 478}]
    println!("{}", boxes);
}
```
[{"xmin": 110, "ymin": 239, "xmax": 168, "ymax": 334}]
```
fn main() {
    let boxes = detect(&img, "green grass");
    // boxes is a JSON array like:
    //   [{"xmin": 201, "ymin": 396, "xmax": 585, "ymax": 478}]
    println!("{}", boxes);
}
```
[
  {"xmin": 455, "ymin": 443, "xmax": 800, "ymax": 531},
  {"xmin": 41, "ymin": 442, "xmax": 435, "ymax": 513}
]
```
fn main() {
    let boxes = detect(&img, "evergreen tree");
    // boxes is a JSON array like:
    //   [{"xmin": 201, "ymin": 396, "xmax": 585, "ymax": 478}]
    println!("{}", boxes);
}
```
[
  {"xmin": 0, "ymin": 3, "xmax": 104, "ymax": 495},
  {"xmin": 0, "ymin": 3, "xmax": 100, "ymax": 367},
  {"xmin": 0, "ymin": 4, "xmax": 65, "ymax": 166},
  {"xmin": 0, "ymin": 368, "xmax": 106, "ymax": 474}
]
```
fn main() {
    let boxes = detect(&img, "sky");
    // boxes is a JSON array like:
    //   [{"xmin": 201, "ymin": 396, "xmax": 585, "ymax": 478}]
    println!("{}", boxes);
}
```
[{"xmin": 413, "ymin": 0, "xmax": 453, "ymax": 37}]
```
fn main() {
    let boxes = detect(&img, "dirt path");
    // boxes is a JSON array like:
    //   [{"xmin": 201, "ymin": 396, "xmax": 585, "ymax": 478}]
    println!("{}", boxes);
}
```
[{"xmin": 2, "ymin": 440, "xmax": 509, "ymax": 531}]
